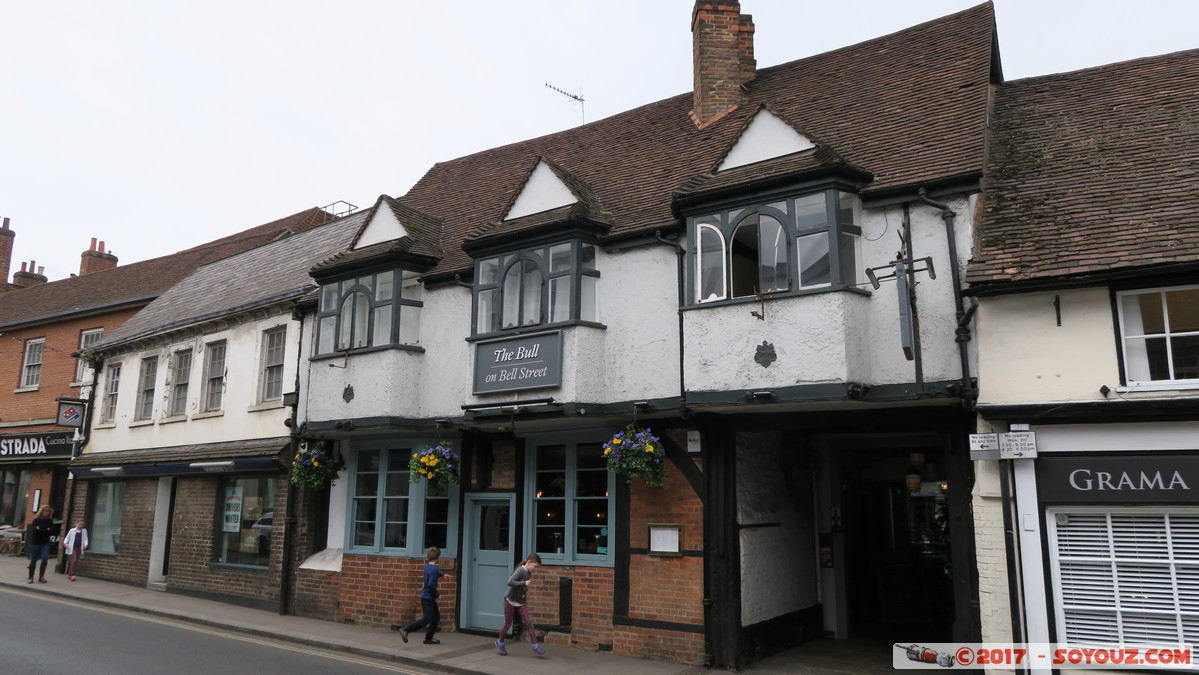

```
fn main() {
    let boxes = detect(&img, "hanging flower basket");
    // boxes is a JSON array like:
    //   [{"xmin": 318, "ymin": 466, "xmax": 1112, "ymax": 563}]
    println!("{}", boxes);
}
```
[
  {"xmin": 290, "ymin": 440, "xmax": 344, "ymax": 489},
  {"xmin": 409, "ymin": 442, "xmax": 461, "ymax": 488},
  {"xmin": 603, "ymin": 424, "xmax": 666, "ymax": 487}
]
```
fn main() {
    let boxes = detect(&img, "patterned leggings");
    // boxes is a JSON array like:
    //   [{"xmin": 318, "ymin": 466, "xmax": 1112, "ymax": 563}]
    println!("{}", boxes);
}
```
[{"xmin": 498, "ymin": 601, "xmax": 538, "ymax": 644}]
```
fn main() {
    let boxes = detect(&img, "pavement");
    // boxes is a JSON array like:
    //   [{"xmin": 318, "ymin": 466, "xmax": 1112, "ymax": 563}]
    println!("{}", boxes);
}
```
[{"xmin": 1, "ymin": 552, "xmax": 900, "ymax": 674}]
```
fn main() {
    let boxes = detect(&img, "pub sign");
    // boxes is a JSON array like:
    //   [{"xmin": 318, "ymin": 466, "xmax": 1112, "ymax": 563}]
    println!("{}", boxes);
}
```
[{"xmin": 473, "ymin": 331, "xmax": 563, "ymax": 395}]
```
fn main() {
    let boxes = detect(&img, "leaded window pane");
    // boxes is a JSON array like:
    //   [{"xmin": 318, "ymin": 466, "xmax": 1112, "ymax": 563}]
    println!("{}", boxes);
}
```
[
  {"xmin": 374, "ymin": 270, "xmax": 394, "ymax": 301},
  {"xmin": 549, "ymin": 276, "xmax": 571, "ymax": 323},
  {"xmin": 698, "ymin": 223, "xmax": 725, "ymax": 302},
  {"xmin": 549, "ymin": 243, "xmax": 572, "ymax": 272},
  {"xmin": 797, "ymin": 232, "xmax": 831, "ymax": 287},
  {"xmin": 477, "ymin": 288, "xmax": 498, "ymax": 333},
  {"xmin": 399, "ymin": 305, "xmax": 421, "ymax": 345},
  {"xmin": 580, "ymin": 275, "xmax": 598, "ymax": 323},
  {"xmin": 372, "ymin": 305, "xmax": 392, "ymax": 346},
  {"xmin": 759, "ymin": 214, "xmax": 788, "ymax": 293}
]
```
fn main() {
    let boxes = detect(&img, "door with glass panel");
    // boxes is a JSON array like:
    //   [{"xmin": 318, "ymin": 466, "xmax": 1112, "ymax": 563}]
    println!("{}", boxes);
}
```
[{"xmin": 463, "ymin": 495, "xmax": 515, "ymax": 630}]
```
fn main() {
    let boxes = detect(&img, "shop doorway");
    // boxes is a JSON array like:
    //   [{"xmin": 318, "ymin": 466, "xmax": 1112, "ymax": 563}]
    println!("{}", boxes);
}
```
[{"xmin": 838, "ymin": 448, "xmax": 954, "ymax": 642}]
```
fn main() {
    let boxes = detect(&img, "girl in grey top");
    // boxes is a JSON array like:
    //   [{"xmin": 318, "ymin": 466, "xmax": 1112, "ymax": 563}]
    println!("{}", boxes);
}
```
[{"xmin": 495, "ymin": 553, "xmax": 545, "ymax": 657}]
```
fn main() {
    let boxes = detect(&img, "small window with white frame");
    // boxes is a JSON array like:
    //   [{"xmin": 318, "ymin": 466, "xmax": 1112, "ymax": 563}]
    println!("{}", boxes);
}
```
[
  {"xmin": 75, "ymin": 329, "xmax": 103, "ymax": 383},
  {"xmin": 169, "ymin": 349, "xmax": 192, "ymax": 417},
  {"xmin": 134, "ymin": 356, "xmax": 157, "ymax": 420},
  {"xmin": 1117, "ymin": 285, "xmax": 1199, "ymax": 387},
  {"xmin": 259, "ymin": 327, "xmax": 286, "ymax": 402},
  {"xmin": 202, "ymin": 341, "xmax": 226, "ymax": 412},
  {"xmin": 101, "ymin": 364, "xmax": 121, "ymax": 423},
  {"xmin": 20, "ymin": 338, "xmax": 45, "ymax": 389}
]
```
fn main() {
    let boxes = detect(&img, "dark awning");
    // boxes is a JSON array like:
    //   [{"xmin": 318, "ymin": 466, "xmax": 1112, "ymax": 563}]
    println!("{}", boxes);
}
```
[{"xmin": 70, "ymin": 437, "xmax": 290, "ymax": 479}]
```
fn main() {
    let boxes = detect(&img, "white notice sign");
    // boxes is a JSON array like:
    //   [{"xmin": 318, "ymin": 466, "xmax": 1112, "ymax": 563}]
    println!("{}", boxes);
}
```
[
  {"xmin": 969, "ymin": 433, "xmax": 1000, "ymax": 460},
  {"xmin": 998, "ymin": 431, "xmax": 1037, "ymax": 459}
]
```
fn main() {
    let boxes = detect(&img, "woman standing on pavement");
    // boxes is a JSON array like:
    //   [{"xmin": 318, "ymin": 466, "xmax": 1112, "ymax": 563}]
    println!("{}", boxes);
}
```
[{"xmin": 27, "ymin": 506, "xmax": 55, "ymax": 584}]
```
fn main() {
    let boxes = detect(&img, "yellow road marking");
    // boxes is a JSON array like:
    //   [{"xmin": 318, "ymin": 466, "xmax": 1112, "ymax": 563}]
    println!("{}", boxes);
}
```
[{"xmin": 1, "ymin": 586, "xmax": 430, "ymax": 674}]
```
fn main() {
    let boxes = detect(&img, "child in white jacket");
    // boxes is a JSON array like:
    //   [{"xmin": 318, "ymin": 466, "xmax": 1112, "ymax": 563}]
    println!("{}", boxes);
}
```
[{"xmin": 62, "ymin": 521, "xmax": 88, "ymax": 581}]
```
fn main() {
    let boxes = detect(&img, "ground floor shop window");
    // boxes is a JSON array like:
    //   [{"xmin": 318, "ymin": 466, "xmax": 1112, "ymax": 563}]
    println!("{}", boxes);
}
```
[
  {"xmin": 217, "ymin": 476, "xmax": 275, "ymax": 566},
  {"xmin": 348, "ymin": 443, "xmax": 458, "ymax": 556},
  {"xmin": 1048, "ymin": 507, "xmax": 1199, "ymax": 646},
  {"xmin": 89, "ymin": 481, "xmax": 124, "ymax": 555},
  {"xmin": 1, "ymin": 469, "xmax": 30, "ymax": 526},
  {"xmin": 527, "ymin": 440, "xmax": 614, "ymax": 565}
]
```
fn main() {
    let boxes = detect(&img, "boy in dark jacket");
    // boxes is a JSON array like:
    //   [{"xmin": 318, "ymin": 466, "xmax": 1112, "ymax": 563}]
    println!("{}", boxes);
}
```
[{"xmin": 400, "ymin": 546, "xmax": 449, "ymax": 645}]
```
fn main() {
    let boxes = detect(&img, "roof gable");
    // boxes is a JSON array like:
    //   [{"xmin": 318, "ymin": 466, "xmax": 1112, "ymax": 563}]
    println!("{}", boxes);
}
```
[
  {"xmin": 505, "ymin": 160, "xmax": 579, "ymax": 220},
  {"xmin": 717, "ymin": 107, "xmax": 815, "ymax": 171},
  {"xmin": 353, "ymin": 199, "xmax": 409, "ymax": 249}
]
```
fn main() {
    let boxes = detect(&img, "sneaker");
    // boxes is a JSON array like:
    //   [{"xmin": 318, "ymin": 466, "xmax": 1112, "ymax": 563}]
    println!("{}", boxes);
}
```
[
  {"xmin": 69, "ymin": 576, "xmax": 76, "ymax": 581},
  {"xmin": 495, "ymin": 640, "xmax": 507, "ymax": 656},
  {"xmin": 423, "ymin": 638, "xmax": 440, "ymax": 644},
  {"xmin": 27, "ymin": 578, "xmax": 33, "ymax": 584},
  {"xmin": 38, "ymin": 578, "xmax": 47, "ymax": 583},
  {"xmin": 532, "ymin": 643, "xmax": 546, "ymax": 656},
  {"xmin": 400, "ymin": 630, "xmax": 408, "ymax": 644}
]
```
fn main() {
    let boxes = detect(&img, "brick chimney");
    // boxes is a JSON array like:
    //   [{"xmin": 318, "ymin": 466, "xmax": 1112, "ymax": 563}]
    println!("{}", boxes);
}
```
[
  {"xmin": 80, "ymin": 237, "xmax": 118, "ymax": 275},
  {"xmin": 691, "ymin": 1, "xmax": 756, "ymax": 129},
  {"xmin": 11, "ymin": 260, "xmax": 48, "ymax": 288},
  {"xmin": 0, "ymin": 217, "xmax": 13, "ymax": 291}
]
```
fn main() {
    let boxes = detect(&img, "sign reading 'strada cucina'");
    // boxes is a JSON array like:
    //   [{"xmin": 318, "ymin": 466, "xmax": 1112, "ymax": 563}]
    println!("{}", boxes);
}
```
[
  {"xmin": 0, "ymin": 432, "xmax": 74, "ymax": 462},
  {"xmin": 473, "ymin": 331, "xmax": 563, "ymax": 395}
]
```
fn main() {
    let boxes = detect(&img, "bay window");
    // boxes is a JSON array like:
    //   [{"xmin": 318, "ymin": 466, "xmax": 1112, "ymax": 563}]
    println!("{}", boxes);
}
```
[
  {"xmin": 690, "ymin": 188, "xmax": 861, "ymax": 305},
  {"xmin": 315, "ymin": 267, "xmax": 423, "ymax": 356},
  {"xmin": 473, "ymin": 241, "xmax": 599, "ymax": 335}
]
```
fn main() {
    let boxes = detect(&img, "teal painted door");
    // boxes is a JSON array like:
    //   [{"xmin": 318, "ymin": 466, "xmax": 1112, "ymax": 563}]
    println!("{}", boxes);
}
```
[{"xmin": 464, "ymin": 495, "xmax": 515, "ymax": 630}]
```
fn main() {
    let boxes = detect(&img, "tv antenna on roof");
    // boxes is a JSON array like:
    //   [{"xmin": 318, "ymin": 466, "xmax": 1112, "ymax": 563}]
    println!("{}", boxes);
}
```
[{"xmin": 545, "ymin": 83, "xmax": 585, "ymax": 125}]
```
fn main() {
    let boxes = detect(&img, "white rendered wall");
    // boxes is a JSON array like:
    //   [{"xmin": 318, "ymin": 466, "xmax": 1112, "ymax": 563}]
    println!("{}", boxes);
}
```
[
  {"xmin": 737, "ymin": 432, "xmax": 819, "ymax": 625},
  {"xmin": 505, "ymin": 161, "xmax": 576, "ymax": 220},
  {"xmin": 302, "ymin": 245, "xmax": 682, "ymax": 425},
  {"xmin": 718, "ymin": 109, "xmax": 814, "ymax": 171},
  {"xmin": 976, "ymin": 288, "xmax": 1121, "ymax": 406},
  {"xmin": 89, "ymin": 312, "xmax": 298, "ymax": 454}
]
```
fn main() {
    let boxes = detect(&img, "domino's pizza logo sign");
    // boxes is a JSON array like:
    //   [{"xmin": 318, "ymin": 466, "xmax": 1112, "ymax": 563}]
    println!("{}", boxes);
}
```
[{"xmin": 60, "ymin": 407, "xmax": 81, "ymax": 424}]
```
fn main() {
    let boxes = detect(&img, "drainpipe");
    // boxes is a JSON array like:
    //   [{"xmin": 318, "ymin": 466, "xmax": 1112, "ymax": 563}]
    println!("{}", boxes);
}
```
[
  {"xmin": 656, "ymin": 231, "xmax": 687, "ymax": 400},
  {"xmin": 279, "ymin": 304, "xmax": 305, "ymax": 615},
  {"xmin": 917, "ymin": 189, "xmax": 977, "ymax": 405}
]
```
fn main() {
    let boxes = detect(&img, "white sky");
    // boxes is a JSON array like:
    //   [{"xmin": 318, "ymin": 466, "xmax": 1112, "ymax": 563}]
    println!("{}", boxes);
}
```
[{"xmin": 2, "ymin": 1, "xmax": 1195, "ymax": 282}]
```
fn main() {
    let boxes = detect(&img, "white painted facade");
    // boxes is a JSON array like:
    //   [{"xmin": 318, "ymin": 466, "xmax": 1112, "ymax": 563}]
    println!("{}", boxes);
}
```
[
  {"xmin": 684, "ymin": 195, "xmax": 977, "ymax": 392},
  {"xmin": 974, "ymin": 285, "xmax": 1199, "ymax": 675},
  {"xmin": 89, "ymin": 311, "xmax": 298, "ymax": 453}
]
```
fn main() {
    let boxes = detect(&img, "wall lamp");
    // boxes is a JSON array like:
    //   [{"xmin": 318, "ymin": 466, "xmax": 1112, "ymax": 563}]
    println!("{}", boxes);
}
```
[
  {"xmin": 92, "ymin": 467, "xmax": 124, "ymax": 476},
  {"xmin": 190, "ymin": 461, "xmax": 234, "ymax": 473},
  {"xmin": 748, "ymin": 390, "xmax": 776, "ymax": 401},
  {"xmin": 334, "ymin": 420, "xmax": 355, "ymax": 431},
  {"xmin": 633, "ymin": 401, "xmax": 653, "ymax": 411}
]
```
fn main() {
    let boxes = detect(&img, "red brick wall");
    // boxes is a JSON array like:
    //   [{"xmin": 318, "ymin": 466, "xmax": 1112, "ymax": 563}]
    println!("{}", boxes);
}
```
[
  {"xmin": 338, "ymin": 553, "xmax": 459, "ymax": 629},
  {"xmin": 167, "ymin": 475, "xmax": 286, "ymax": 603},
  {"xmin": 0, "ymin": 308, "xmax": 140, "ymax": 422},
  {"xmin": 71, "ymin": 478, "xmax": 155, "ymax": 584},
  {"xmin": 621, "ymin": 439, "xmax": 706, "ymax": 664}
]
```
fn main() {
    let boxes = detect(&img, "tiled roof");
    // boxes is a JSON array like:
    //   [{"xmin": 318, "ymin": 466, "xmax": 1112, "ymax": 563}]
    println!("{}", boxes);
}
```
[
  {"xmin": 99, "ymin": 209, "xmax": 365, "ymax": 349},
  {"xmin": 673, "ymin": 145, "xmax": 872, "ymax": 203},
  {"xmin": 969, "ymin": 49, "xmax": 1199, "ymax": 286},
  {"xmin": 0, "ymin": 207, "xmax": 335, "ymax": 329},
  {"xmin": 400, "ymin": 3, "xmax": 996, "ymax": 278}
]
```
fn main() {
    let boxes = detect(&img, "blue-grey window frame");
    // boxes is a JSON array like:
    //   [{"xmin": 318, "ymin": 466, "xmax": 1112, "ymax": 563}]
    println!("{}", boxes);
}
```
[
  {"xmin": 522, "ymin": 434, "xmax": 616, "ymax": 567},
  {"xmin": 344, "ymin": 440, "xmax": 459, "ymax": 558}
]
